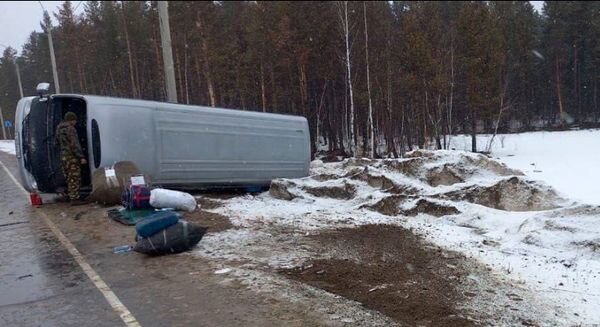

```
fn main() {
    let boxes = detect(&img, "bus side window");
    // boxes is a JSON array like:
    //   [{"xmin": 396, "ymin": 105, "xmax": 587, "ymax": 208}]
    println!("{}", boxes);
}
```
[{"xmin": 91, "ymin": 119, "xmax": 101, "ymax": 168}]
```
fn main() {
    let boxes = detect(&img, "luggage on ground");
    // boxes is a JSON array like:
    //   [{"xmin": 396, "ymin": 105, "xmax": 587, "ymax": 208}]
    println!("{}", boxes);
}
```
[
  {"xmin": 133, "ymin": 220, "xmax": 208, "ymax": 256},
  {"xmin": 107, "ymin": 208, "xmax": 157, "ymax": 226},
  {"xmin": 122, "ymin": 185, "xmax": 152, "ymax": 210},
  {"xmin": 149, "ymin": 188, "xmax": 198, "ymax": 212},
  {"xmin": 135, "ymin": 211, "xmax": 180, "ymax": 238},
  {"xmin": 89, "ymin": 161, "xmax": 141, "ymax": 205}
]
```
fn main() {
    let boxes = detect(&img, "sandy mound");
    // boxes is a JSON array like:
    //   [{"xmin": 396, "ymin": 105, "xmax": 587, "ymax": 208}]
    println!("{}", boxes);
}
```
[
  {"xmin": 311, "ymin": 174, "xmax": 343, "ymax": 182},
  {"xmin": 404, "ymin": 199, "xmax": 461, "ymax": 217},
  {"xmin": 382, "ymin": 157, "xmax": 425, "ymax": 178},
  {"xmin": 462, "ymin": 155, "xmax": 523, "ymax": 177},
  {"xmin": 368, "ymin": 196, "xmax": 460, "ymax": 217},
  {"xmin": 303, "ymin": 183, "xmax": 357, "ymax": 200},
  {"xmin": 347, "ymin": 167, "xmax": 397, "ymax": 190},
  {"xmin": 426, "ymin": 165, "xmax": 465, "ymax": 187},
  {"xmin": 367, "ymin": 195, "xmax": 407, "ymax": 216},
  {"xmin": 382, "ymin": 150, "xmax": 523, "ymax": 187},
  {"xmin": 272, "ymin": 151, "xmax": 560, "ymax": 213},
  {"xmin": 443, "ymin": 177, "xmax": 562, "ymax": 211},
  {"xmin": 269, "ymin": 179, "xmax": 301, "ymax": 200},
  {"xmin": 343, "ymin": 158, "xmax": 374, "ymax": 168}
]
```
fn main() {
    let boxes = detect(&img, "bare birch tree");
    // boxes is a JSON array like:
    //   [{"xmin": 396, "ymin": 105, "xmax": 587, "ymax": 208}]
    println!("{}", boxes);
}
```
[
  {"xmin": 364, "ymin": 1, "xmax": 375, "ymax": 158},
  {"xmin": 338, "ymin": 1, "xmax": 356, "ymax": 156}
]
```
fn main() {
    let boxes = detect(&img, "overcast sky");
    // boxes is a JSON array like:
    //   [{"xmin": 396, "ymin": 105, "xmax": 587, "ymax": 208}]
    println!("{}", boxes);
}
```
[
  {"xmin": 1, "ymin": 1, "xmax": 546, "ymax": 55},
  {"xmin": 0, "ymin": 1, "xmax": 85, "ymax": 53}
]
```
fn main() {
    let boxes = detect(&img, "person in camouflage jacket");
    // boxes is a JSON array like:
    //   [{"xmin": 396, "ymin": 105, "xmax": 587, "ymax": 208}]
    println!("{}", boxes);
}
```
[{"xmin": 55, "ymin": 112, "xmax": 87, "ymax": 204}]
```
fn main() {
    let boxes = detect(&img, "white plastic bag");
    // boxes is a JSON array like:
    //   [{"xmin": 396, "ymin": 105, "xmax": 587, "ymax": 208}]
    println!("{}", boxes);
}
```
[{"xmin": 150, "ymin": 188, "xmax": 198, "ymax": 212}]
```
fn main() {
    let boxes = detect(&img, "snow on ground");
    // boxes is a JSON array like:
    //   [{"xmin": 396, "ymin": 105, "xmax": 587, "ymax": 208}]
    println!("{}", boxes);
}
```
[
  {"xmin": 450, "ymin": 129, "xmax": 600, "ymax": 205},
  {"xmin": 197, "ymin": 140, "xmax": 600, "ymax": 325},
  {"xmin": 0, "ymin": 140, "xmax": 15, "ymax": 155}
]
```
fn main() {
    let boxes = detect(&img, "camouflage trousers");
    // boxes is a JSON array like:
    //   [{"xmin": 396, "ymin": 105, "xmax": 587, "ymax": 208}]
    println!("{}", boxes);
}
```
[{"xmin": 61, "ymin": 156, "xmax": 81, "ymax": 201}]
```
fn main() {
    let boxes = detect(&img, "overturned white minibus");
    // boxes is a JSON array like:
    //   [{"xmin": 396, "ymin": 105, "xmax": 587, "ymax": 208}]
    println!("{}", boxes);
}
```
[{"xmin": 15, "ymin": 85, "xmax": 310, "ymax": 194}]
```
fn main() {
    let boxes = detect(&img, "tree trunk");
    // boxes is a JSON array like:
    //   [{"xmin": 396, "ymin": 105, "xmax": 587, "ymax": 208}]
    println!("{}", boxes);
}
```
[
  {"xmin": 363, "ymin": 2, "xmax": 375, "ymax": 158},
  {"xmin": 447, "ymin": 44, "xmax": 455, "ymax": 149},
  {"xmin": 594, "ymin": 78, "xmax": 598, "ymax": 124},
  {"xmin": 121, "ymin": 2, "xmax": 137, "ymax": 98},
  {"xmin": 260, "ymin": 61, "xmax": 267, "ymax": 112},
  {"xmin": 573, "ymin": 43, "xmax": 581, "ymax": 123},
  {"xmin": 270, "ymin": 63, "xmax": 277, "ymax": 111},
  {"xmin": 153, "ymin": 32, "xmax": 166, "ymax": 100},
  {"xmin": 198, "ymin": 17, "xmax": 216, "ymax": 107},
  {"xmin": 176, "ymin": 49, "xmax": 183, "ymax": 102},
  {"xmin": 342, "ymin": 1, "xmax": 356, "ymax": 156},
  {"xmin": 471, "ymin": 105, "xmax": 477, "ymax": 152},
  {"xmin": 555, "ymin": 56, "xmax": 564, "ymax": 124},
  {"xmin": 184, "ymin": 38, "xmax": 190, "ymax": 104},
  {"xmin": 386, "ymin": 41, "xmax": 398, "ymax": 158}
]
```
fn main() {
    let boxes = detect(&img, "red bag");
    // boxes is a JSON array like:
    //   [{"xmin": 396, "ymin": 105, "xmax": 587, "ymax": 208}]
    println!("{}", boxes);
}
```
[
  {"xmin": 122, "ymin": 185, "xmax": 152, "ymax": 210},
  {"xmin": 30, "ymin": 193, "xmax": 43, "ymax": 206}
]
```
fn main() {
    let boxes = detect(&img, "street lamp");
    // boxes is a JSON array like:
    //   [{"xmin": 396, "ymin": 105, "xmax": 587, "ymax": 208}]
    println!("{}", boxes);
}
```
[
  {"xmin": 0, "ymin": 43, "xmax": 24, "ymax": 98},
  {"xmin": 38, "ymin": 1, "xmax": 60, "ymax": 94}
]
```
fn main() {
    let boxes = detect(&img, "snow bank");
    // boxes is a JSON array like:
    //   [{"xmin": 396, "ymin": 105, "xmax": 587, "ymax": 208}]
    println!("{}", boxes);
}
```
[
  {"xmin": 0, "ymin": 140, "xmax": 15, "ymax": 155},
  {"xmin": 450, "ymin": 129, "xmax": 600, "ymax": 205}
]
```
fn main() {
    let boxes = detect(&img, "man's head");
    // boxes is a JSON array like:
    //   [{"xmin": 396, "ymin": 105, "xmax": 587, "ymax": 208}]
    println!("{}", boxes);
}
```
[{"xmin": 64, "ymin": 112, "xmax": 77, "ymax": 125}]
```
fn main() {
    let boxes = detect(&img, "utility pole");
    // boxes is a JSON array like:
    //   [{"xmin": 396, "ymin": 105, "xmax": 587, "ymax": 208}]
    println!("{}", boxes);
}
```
[
  {"xmin": 15, "ymin": 61, "xmax": 24, "ymax": 98},
  {"xmin": 47, "ymin": 24, "xmax": 60, "ymax": 93},
  {"xmin": 157, "ymin": 1, "xmax": 177, "ymax": 103},
  {"xmin": 38, "ymin": 2, "xmax": 60, "ymax": 94}
]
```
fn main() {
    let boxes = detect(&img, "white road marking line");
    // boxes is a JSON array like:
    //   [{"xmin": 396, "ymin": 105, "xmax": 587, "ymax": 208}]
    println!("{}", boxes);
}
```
[{"xmin": 0, "ymin": 159, "xmax": 141, "ymax": 327}]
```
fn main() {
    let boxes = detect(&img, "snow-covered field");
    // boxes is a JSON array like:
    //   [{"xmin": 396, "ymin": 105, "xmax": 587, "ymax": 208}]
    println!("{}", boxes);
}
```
[
  {"xmin": 198, "ymin": 130, "xmax": 600, "ymax": 325},
  {"xmin": 450, "ymin": 129, "xmax": 600, "ymax": 205},
  {"xmin": 0, "ymin": 140, "xmax": 15, "ymax": 155}
]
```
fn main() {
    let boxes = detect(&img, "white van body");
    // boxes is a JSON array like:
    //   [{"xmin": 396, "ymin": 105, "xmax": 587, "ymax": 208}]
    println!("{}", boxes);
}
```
[{"xmin": 15, "ymin": 94, "xmax": 310, "ymax": 193}]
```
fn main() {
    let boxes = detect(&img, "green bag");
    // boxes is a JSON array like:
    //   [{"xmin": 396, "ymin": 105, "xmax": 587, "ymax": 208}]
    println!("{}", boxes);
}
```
[{"xmin": 107, "ymin": 208, "xmax": 157, "ymax": 226}]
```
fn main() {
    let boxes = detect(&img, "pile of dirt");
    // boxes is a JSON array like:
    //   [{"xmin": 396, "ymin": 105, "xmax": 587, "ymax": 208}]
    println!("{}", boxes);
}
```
[
  {"xmin": 572, "ymin": 240, "xmax": 600, "ymax": 252},
  {"xmin": 368, "ymin": 196, "xmax": 460, "ymax": 217},
  {"xmin": 280, "ymin": 224, "xmax": 477, "ymax": 326},
  {"xmin": 343, "ymin": 158, "xmax": 374, "ymax": 168},
  {"xmin": 443, "ymin": 177, "xmax": 562, "ymax": 211},
  {"xmin": 426, "ymin": 165, "xmax": 465, "ymax": 187},
  {"xmin": 463, "ymin": 155, "xmax": 523, "ymax": 177},
  {"xmin": 195, "ymin": 196, "xmax": 223, "ymax": 210},
  {"xmin": 303, "ymin": 183, "xmax": 356, "ymax": 200},
  {"xmin": 381, "ymin": 151, "xmax": 523, "ymax": 187},
  {"xmin": 367, "ymin": 195, "xmax": 407, "ymax": 216},
  {"xmin": 405, "ymin": 199, "xmax": 461, "ymax": 217},
  {"xmin": 269, "ymin": 179, "xmax": 300, "ymax": 201},
  {"xmin": 311, "ymin": 174, "xmax": 343, "ymax": 182},
  {"xmin": 347, "ymin": 167, "xmax": 397, "ymax": 190},
  {"xmin": 405, "ymin": 149, "xmax": 437, "ymax": 158},
  {"xmin": 382, "ymin": 157, "xmax": 425, "ymax": 178},
  {"xmin": 182, "ymin": 210, "xmax": 233, "ymax": 233}
]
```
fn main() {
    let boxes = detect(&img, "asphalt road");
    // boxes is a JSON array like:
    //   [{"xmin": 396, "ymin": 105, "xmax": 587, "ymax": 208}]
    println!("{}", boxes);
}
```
[{"xmin": 0, "ymin": 152, "xmax": 325, "ymax": 327}]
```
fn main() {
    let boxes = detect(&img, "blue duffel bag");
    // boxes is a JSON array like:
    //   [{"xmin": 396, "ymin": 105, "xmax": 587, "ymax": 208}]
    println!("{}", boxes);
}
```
[{"xmin": 135, "ymin": 211, "xmax": 180, "ymax": 238}]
